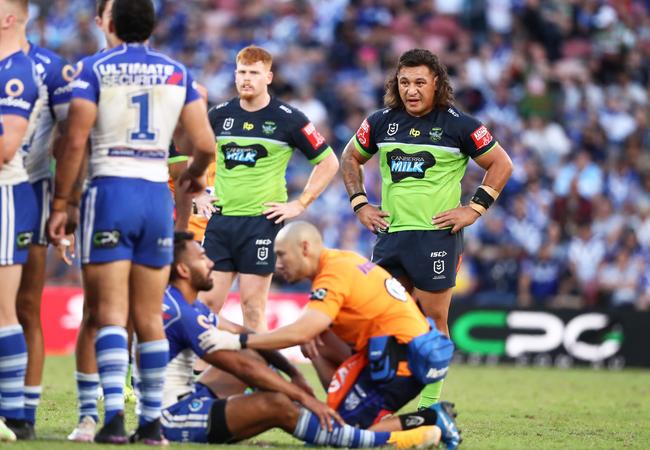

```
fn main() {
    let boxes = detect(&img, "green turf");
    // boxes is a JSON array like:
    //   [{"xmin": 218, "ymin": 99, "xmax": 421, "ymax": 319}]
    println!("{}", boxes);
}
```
[{"xmin": 17, "ymin": 355, "xmax": 650, "ymax": 449}]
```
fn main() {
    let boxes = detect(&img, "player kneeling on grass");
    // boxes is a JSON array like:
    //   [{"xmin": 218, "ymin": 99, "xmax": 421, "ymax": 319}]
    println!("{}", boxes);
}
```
[
  {"xmin": 239, "ymin": 221, "xmax": 462, "ymax": 449},
  {"xmin": 152, "ymin": 231, "xmax": 444, "ymax": 448}
]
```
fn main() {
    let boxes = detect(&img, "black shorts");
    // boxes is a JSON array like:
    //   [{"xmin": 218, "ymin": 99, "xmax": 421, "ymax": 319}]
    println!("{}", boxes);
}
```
[
  {"xmin": 372, "ymin": 229, "xmax": 463, "ymax": 291},
  {"xmin": 203, "ymin": 214, "xmax": 283, "ymax": 275}
]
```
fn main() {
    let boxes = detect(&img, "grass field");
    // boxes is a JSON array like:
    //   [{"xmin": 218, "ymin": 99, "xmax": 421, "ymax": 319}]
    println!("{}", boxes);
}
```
[{"xmin": 12, "ymin": 355, "xmax": 650, "ymax": 449}]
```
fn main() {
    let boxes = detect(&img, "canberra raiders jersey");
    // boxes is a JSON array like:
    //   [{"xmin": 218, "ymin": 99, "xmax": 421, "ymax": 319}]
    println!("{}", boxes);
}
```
[
  {"xmin": 208, "ymin": 97, "xmax": 333, "ymax": 216},
  {"xmin": 354, "ymin": 106, "xmax": 497, "ymax": 232}
]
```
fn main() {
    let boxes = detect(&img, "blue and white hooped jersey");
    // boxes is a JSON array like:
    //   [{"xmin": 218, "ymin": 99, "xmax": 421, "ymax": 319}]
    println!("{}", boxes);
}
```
[
  {"xmin": 71, "ymin": 43, "xmax": 201, "ymax": 182},
  {"xmin": 24, "ymin": 43, "xmax": 72, "ymax": 183},
  {"xmin": 162, "ymin": 286, "xmax": 218, "ymax": 408},
  {"xmin": 0, "ymin": 51, "xmax": 46, "ymax": 186}
]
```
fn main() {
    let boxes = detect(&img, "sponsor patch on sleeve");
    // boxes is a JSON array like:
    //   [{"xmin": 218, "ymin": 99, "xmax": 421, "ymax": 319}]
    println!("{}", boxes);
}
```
[
  {"xmin": 470, "ymin": 125, "xmax": 493, "ymax": 150},
  {"xmin": 309, "ymin": 288, "xmax": 328, "ymax": 301},
  {"xmin": 356, "ymin": 118, "xmax": 370, "ymax": 147},
  {"xmin": 301, "ymin": 122, "xmax": 326, "ymax": 149}
]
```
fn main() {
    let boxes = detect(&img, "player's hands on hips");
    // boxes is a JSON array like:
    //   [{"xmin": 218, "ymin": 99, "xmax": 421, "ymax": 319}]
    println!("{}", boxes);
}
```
[
  {"xmin": 290, "ymin": 372, "xmax": 315, "ymax": 397},
  {"xmin": 355, "ymin": 204, "xmax": 390, "ymax": 234},
  {"xmin": 194, "ymin": 192, "xmax": 218, "ymax": 218},
  {"xmin": 47, "ymin": 210, "xmax": 68, "ymax": 244},
  {"xmin": 300, "ymin": 395, "xmax": 344, "ymax": 432},
  {"xmin": 56, "ymin": 233, "xmax": 76, "ymax": 266},
  {"xmin": 177, "ymin": 170, "xmax": 206, "ymax": 195},
  {"xmin": 263, "ymin": 200, "xmax": 304, "ymax": 224},
  {"xmin": 432, "ymin": 205, "xmax": 481, "ymax": 233}
]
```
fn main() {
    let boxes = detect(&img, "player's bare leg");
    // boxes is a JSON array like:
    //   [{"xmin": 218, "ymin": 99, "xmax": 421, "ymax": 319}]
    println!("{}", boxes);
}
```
[
  {"xmin": 239, "ymin": 273, "xmax": 272, "ymax": 332},
  {"xmin": 68, "ymin": 269, "xmax": 101, "ymax": 442},
  {"xmin": 0, "ymin": 265, "xmax": 25, "ymax": 441},
  {"xmin": 412, "ymin": 287, "xmax": 453, "ymax": 409},
  {"xmin": 16, "ymin": 245, "xmax": 47, "ymax": 427},
  {"xmin": 413, "ymin": 288, "xmax": 452, "ymax": 336},
  {"xmin": 199, "ymin": 271, "xmax": 235, "ymax": 314},
  {"xmin": 129, "ymin": 263, "xmax": 170, "ymax": 443},
  {"xmin": 83, "ymin": 261, "xmax": 130, "ymax": 443}
]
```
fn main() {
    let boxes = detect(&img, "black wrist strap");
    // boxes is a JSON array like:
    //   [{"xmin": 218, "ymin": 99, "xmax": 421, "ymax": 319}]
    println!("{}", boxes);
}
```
[
  {"xmin": 239, "ymin": 333, "xmax": 248, "ymax": 349},
  {"xmin": 471, "ymin": 187, "xmax": 495, "ymax": 210},
  {"xmin": 349, "ymin": 192, "xmax": 367, "ymax": 202}
]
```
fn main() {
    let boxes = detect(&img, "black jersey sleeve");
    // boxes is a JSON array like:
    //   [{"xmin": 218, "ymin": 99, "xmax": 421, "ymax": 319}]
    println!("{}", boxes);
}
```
[
  {"xmin": 456, "ymin": 111, "xmax": 497, "ymax": 158},
  {"xmin": 352, "ymin": 109, "xmax": 384, "ymax": 158},
  {"xmin": 287, "ymin": 107, "xmax": 332, "ymax": 164}
]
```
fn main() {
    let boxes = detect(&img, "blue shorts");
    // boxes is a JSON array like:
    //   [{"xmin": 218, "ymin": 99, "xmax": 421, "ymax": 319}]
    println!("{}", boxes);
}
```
[
  {"xmin": 161, "ymin": 385, "xmax": 225, "ymax": 443},
  {"xmin": 80, "ymin": 177, "xmax": 173, "ymax": 267},
  {"xmin": 0, "ymin": 182, "xmax": 38, "ymax": 265},
  {"xmin": 31, "ymin": 178, "xmax": 51, "ymax": 246}
]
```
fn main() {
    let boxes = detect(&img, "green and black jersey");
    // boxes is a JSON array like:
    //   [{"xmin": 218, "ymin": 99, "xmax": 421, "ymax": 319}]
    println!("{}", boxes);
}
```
[
  {"xmin": 353, "ymin": 106, "xmax": 498, "ymax": 232},
  {"xmin": 208, "ymin": 97, "xmax": 333, "ymax": 216}
]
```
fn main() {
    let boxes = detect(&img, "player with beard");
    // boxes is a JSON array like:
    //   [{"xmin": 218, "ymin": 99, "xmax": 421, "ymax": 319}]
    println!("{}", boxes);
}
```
[
  {"xmin": 201, "ymin": 45, "xmax": 339, "ymax": 332},
  {"xmin": 48, "ymin": 0, "xmax": 215, "ymax": 443},
  {"xmin": 156, "ymin": 231, "xmax": 443, "ymax": 449},
  {"xmin": 340, "ymin": 48, "xmax": 513, "ymax": 408}
]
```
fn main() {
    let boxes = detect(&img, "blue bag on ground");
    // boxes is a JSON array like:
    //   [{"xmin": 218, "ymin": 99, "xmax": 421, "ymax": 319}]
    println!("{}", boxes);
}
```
[{"xmin": 407, "ymin": 319, "xmax": 455, "ymax": 384}]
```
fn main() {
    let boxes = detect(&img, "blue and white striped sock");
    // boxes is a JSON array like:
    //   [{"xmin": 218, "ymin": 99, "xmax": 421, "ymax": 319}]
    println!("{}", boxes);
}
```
[
  {"xmin": 293, "ymin": 408, "xmax": 390, "ymax": 448},
  {"xmin": 0, "ymin": 325, "xmax": 27, "ymax": 420},
  {"xmin": 136, "ymin": 339, "xmax": 168, "ymax": 426},
  {"xmin": 95, "ymin": 326, "xmax": 128, "ymax": 424},
  {"xmin": 23, "ymin": 385, "xmax": 42, "ymax": 424},
  {"xmin": 75, "ymin": 371, "xmax": 99, "ymax": 423}
]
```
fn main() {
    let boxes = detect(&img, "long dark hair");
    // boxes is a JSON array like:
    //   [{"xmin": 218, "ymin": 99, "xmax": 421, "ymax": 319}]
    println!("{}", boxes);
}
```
[{"xmin": 384, "ymin": 48, "xmax": 454, "ymax": 110}]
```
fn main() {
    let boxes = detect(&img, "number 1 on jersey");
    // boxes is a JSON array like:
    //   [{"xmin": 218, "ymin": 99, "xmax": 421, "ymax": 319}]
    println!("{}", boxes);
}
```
[{"xmin": 129, "ymin": 92, "xmax": 158, "ymax": 142}]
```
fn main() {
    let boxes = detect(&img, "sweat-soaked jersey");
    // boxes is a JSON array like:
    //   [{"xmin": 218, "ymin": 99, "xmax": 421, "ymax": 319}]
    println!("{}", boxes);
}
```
[
  {"xmin": 208, "ymin": 97, "xmax": 332, "ymax": 216},
  {"xmin": 353, "ymin": 106, "xmax": 497, "ymax": 232}
]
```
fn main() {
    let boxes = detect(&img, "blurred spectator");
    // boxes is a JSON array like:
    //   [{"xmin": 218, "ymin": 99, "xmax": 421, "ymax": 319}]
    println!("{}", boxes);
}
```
[
  {"xmin": 568, "ymin": 223, "xmax": 606, "ymax": 307},
  {"xmin": 597, "ymin": 249, "xmax": 644, "ymax": 309},
  {"xmin": 518, "ymin": 241, "xmax": 566, "ymax": 308}
]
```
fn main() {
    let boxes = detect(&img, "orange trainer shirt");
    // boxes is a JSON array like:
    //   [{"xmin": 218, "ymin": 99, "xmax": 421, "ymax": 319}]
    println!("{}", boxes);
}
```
[
  {"xmin": 307, "ymin": 249, "xmax": 430, "ymax": 352},
  {"xmin": 168, "ymin": 161, "xmax": 216, "ymax": 242}
]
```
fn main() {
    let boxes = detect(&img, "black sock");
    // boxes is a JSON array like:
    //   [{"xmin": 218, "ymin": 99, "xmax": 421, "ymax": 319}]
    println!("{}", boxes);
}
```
[{"xmin": 398, "ymin": 409, "xmax": 438, "ymax": 430}]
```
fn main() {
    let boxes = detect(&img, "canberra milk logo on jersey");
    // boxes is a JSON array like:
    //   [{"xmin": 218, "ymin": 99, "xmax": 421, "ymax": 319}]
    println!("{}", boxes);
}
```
[
  {"xmin": 222, "ymin": 143, "xmax": 268, "ymax": 169},
  {"xmin": 98, "ymin": 63, "xmax": 183, "ymax": 86},
  {"xmin": 385, "ymin": 149, "xmax": 436, "ymax": 182}
]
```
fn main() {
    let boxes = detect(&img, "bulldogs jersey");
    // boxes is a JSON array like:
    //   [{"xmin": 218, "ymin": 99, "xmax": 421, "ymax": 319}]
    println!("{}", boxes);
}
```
[
  {"xmin": 71, "ymin": 43, "xmax": 200, "ymax": 182},
  {"xmin": 162, "ymin": 286, "xmax": 218, "ymax": 408},
  {"xmin": 24, "ymin": 43, "xmax": 72, "ymax": 183},
  {"xmin": 0, "ymin": 51, "xmax": 46, "ymax": 185},
  {"xmin": 353, "ymin": 106, "xmax": 498, "ymax": 231}
]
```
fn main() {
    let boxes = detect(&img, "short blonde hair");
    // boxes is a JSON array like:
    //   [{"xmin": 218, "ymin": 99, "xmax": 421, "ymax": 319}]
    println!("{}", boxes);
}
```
[{"xmin": 236, "ymin": 45, "xmax": 273, "ymax": 69}]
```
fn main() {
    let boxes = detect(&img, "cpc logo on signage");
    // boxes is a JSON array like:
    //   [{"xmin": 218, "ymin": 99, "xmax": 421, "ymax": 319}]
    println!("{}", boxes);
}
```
[{"xmin": 452, "ymin": 311, "xmax": 623, "ymax": 362}]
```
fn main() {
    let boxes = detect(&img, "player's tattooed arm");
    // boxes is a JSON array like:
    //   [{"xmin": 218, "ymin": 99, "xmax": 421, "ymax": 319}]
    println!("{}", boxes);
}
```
[
  {"xmin": 340, "ymin": 137, "xmax": 367, "ymax": 196},
  {"xmin": 341, "ymin": 138, "xmax": 390, "ymax": 233}
]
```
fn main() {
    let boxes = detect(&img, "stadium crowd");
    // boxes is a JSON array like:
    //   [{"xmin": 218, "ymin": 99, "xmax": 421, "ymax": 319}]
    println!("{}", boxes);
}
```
[{"xmin": 30, "ymin": 0, "xmax": 650, "ymax": 311}]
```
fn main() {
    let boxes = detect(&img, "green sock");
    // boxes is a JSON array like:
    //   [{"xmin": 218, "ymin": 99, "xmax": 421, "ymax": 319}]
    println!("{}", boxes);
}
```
[{"xmin": 418, "ymin": 380, "xmax": 444, "ymax": 409}]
